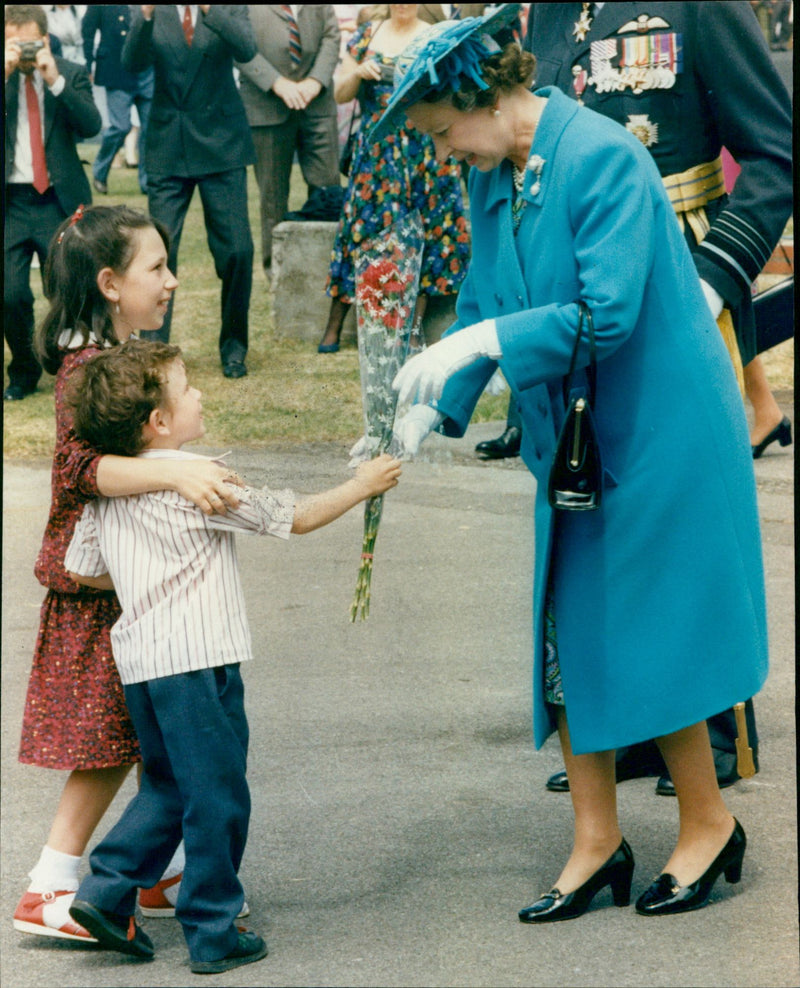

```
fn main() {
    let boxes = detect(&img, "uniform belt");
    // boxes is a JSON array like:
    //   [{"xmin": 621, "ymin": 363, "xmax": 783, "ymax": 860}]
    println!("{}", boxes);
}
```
[{"xmin": 662, "ymin": 157, "xmax": 726, "ymax": 245}]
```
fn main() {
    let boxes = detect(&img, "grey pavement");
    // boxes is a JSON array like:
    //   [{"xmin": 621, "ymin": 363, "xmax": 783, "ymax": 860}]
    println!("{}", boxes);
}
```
[{"xmin": 1, "ymin": 393, "xmax": 796, "ymax": 988}]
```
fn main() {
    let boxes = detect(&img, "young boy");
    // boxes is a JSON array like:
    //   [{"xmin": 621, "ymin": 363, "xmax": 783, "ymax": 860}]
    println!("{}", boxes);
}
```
[{"xmin": 63, "ymin": 340, "xmax": 401, "ymax": 974}]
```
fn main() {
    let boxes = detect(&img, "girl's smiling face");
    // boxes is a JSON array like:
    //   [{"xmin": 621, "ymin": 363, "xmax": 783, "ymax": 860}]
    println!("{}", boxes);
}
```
[
  {"xmin": 102, "ymin": 225, "xmax": 178, "ymax": 341},
  {"xmin": 406, "ymin": 99, "xmax": 509, "ymax": 171}
]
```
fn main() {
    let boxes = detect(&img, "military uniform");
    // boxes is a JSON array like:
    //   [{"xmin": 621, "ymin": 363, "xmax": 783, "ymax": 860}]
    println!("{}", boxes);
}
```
[
  {"xmin": 523, "ymin": 1, "xmax": 793, "ymax": 789},
  {"xmin": 525, "ymin": 0, "xmax": 793, "ymax": 363}
]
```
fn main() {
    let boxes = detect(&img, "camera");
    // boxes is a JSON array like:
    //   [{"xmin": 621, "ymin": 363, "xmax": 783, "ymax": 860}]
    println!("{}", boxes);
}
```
[
  {"xmin": 18, "ymin": 40, "xmax": 45, "ymax": 61},
  {"xmin": 378, "ymin": 63, "xmax": 395, "ymax": 83}
]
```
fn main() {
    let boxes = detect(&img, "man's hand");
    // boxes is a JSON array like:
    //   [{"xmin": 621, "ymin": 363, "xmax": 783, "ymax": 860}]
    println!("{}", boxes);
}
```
[
  {"xmin": 297, "ymin": 77, "xmax": 322, "ymax": 104},
  {"xmin": 5, "ymin": 38, "xmax": 22, "ymax": 81},
  {"xmin": 34, "ymin": 37, "xmax": 59, "ymax": 88},
  {"xmin": 273, "ymin": 75, "xmax": 309, "ymax": 110}
]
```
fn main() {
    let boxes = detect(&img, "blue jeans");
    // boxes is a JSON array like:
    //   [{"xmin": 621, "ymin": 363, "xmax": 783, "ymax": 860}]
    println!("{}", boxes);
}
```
[
  {"xmin": 92, "ymin": 70, "xmax": 153, "ymax": 192},
  {"xmin": 76, "ymin": 664, "xmax": 250, "ymax": 962}
]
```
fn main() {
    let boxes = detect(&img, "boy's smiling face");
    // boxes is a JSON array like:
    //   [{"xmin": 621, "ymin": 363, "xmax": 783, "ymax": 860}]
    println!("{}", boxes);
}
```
[{"xmin": 156, "ymin": 359, "xmax": 205, "ymax": 448}]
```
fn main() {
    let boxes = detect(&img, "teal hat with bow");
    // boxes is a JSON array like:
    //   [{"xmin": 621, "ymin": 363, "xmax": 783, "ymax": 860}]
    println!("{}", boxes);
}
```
[{"xmin": 370, "ymin": 4, "xmax": 521, "ymax": 143}]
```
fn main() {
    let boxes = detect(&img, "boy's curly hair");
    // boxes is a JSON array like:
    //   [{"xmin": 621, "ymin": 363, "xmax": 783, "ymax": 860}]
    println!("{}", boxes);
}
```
[{"xmin": 67, "ymin": 340, "xmax": 182, "ymax": 457}]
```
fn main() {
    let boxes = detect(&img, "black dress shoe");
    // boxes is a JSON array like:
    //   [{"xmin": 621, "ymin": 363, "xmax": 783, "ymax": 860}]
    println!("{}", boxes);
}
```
[
  {"xmin": 68, "ymin": 899, "xmax": 154, "ymax": 958},
  {"xmin": 656, "ymin": 747, "xmax": 750, "ymax": 796},
  {"xmin": 93, "ymin": 177, "xmax": 108, "ymax": 194},
  {"xmin": 545, "ymin": 770, "xmax": 570, "ymax": 792},
  {"xmin": 519, "ymin": 839, "xmax": 634, "ymax": 923},
  {"xmin": 222, "ymin": 360, "xmax": 247, "ymax": 379},
  {"xmin": 635, "ymin": 819, "xmax": 746, "ymax": 915},
  {"xmin": 475, "ymin": 426, "xmax": 521, "ymax": 459},
  {"xmin": 190, "ymin": 930, "xmax": 268, "ymax": 974},
  {"xmin": 3, "ymin": 383, "xmax": 36, "ymax": 401},
  {"xmin": 752, "ymin": 416, "xmax": 791, "ymax": 458},
  {"xmin": 546, "ymin": 745, "xmax": 664, "ymax": 792}
]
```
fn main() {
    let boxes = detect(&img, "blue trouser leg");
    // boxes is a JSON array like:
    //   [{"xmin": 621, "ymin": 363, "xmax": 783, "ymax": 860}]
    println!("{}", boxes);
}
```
[
  {"xmin": 76, "ymin": 664, "xmax": 250, "ymax": 962},
  {"xmin": 93, "ymin": 88, "xmax": 134, "ymax": 184}
]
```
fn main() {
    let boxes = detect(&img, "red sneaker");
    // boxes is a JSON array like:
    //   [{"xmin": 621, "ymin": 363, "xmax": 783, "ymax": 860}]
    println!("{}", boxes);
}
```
[
  {"xmin": 13, "ymin": 890, "xmax": 97, "ymax": 942},
  {"xmin": 138, "ymin": 873, "xmax": 249, "ymax": 918},
  {"xmin": 138, "ymin": 873, "xmax": 182, "ymax": 917}
]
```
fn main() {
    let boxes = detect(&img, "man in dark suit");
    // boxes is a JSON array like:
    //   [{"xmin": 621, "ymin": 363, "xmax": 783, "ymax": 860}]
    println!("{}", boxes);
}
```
[
  {"xmin": 4, "ymin": 4, "xmax": 101, "ymax": 402},
  {"xmin": 523, "ymin": 1, "xmax": 792, "ymax": 796},
  {"xmin": 236, "ymin": 5, "xmax": 341, "ymax": 281},
  {"xmin": 82, "ymin": 5, "xmax": 154, "ymax": 196},
  {"xmin": 122, "ymin": 5, "xmax": 257, "ymax": 379}
]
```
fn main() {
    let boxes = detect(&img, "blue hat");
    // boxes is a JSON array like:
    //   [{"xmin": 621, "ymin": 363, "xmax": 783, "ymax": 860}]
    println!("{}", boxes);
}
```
[{"xmin": 370, "ymin": 4, "xmax": 522, "ymax": 143}]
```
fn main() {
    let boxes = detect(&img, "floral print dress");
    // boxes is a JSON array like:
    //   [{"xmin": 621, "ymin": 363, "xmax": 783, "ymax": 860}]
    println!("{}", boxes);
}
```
[
  {"xmin": 326, "ymin": 21, "xmax": 470, "ymax": 304},
  {"xmin": 18, "ymin": 346, "xmax": 141, "ymax": 770}
]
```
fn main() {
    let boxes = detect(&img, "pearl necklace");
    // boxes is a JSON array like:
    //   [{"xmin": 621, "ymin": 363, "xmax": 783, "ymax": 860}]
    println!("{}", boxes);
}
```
[{"xmin": 512, "ymin": 164, "xmax": 525, "ymax": 193}]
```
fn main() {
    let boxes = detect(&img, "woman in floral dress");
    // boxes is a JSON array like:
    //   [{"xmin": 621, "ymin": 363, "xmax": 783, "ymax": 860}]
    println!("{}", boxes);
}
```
[{"xmin": 317, "ymin": 5, "xmax": 470, "ymax": 353}]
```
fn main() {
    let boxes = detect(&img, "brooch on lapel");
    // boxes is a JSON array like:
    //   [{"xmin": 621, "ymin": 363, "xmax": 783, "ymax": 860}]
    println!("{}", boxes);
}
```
[{"xmin": 526, "ymin": 154, "xmax": 546, "ymax": 196}]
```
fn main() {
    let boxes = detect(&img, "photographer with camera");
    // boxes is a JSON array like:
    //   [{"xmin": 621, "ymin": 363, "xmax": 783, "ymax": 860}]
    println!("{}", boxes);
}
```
[{"xmin": 4, "ymin": 4, "xmax": 101, "ymax": 402}]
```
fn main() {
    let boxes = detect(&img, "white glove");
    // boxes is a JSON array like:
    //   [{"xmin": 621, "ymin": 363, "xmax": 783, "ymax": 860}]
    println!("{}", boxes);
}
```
[
  {"xmin": 392, "ymin": 405, "xmax": 444, "ymax": 458},
  {"xmin": 392, "ymin": 319, "xmax": 502, "ymax": 408},
  {"xmin": 699, "ymin": 278, "xmax": 725, "ymax": 320},
  {"xmin": 348, "ymin": 434, "xmax": 373, "ymax": 468}
]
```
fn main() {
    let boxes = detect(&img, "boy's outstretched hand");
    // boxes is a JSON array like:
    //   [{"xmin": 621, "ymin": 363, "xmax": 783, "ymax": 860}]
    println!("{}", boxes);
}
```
[{"xmin": 354, "ymin": 454, "xmax": 402, "ymax": 497}]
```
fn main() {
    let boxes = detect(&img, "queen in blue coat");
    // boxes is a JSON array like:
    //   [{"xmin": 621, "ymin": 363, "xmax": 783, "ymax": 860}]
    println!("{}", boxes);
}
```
[{"xmin": 376, "ymin": 9, "xmax": 767, "ymax": 922}]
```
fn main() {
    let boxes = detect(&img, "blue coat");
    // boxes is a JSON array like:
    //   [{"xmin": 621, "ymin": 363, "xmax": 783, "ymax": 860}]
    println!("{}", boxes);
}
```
[{"xmin": 436, "ymin": 87, "xmax": 767, "ymax": 755}]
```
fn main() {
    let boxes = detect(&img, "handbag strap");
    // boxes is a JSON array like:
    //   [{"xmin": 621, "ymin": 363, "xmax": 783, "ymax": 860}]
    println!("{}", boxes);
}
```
[{"xmin": 562, "ymin": 301, "xmax": 597, "ymax": 407}]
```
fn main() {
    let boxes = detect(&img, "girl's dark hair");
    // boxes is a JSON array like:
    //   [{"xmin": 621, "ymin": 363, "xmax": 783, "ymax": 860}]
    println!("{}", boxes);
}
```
[
  {"xmin": 35, "ymin": 206, "xmax": 170, "ymax": 375},
  {"xmin": 67, "ymin": 340, "xmax": 183, "ymax": 457},
  {"xmin": 422, "ymin": 43, "xmax": 537, "ymax": 112}
]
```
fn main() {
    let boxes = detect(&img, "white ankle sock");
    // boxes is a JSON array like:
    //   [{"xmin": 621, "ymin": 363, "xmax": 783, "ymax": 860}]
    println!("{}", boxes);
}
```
[
  {"xmin": 27, "ymin": 845, "xmax": 81, "ymax": 893},
  {"xmin": 160, "ymin": 840, "xmax": 185, "ymax": 882}
]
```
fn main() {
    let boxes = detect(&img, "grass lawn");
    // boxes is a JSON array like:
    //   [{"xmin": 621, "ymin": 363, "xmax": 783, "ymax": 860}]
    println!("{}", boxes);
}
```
[
  {"xmin": 3, "ymin": 144, "xmax": 509, "ymax": 460},
  {"xmin": 3, "ymin": 144, "xmax": 791, "ymax": 461}
]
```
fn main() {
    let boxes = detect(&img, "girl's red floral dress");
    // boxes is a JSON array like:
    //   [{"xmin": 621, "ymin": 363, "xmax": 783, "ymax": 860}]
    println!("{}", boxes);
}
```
[{"xmin": 18, "ymin": 345, "xmax": 140, "ymax": 770}]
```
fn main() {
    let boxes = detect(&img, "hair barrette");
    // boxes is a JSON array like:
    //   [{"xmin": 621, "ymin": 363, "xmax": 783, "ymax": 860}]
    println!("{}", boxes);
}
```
[{"xmin": 57, "ymin": 203, "xmax": 85, "ymax": 243}]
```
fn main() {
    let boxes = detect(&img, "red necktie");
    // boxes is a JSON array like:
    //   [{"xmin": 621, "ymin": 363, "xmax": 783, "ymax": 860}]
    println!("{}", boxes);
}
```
[
  {"xmin": 25, "ymin": 75, "xmax": 49, "ymax": 194},
  {"xmin": 182, "ymin": 5, "xmax": 194, "ymax": 46},
  {"xmin": 281, "ymin": 5, "xmax": 301, "ymax": 67}
]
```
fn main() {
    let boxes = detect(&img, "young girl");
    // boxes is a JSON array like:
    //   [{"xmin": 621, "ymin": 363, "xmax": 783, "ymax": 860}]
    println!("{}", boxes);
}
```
[{"xmin": 13, "ymin": 205, "xmax": 241, "ymax": 941}]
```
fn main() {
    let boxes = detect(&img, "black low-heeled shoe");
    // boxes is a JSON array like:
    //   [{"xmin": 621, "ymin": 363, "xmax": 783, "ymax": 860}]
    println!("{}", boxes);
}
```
[
  {"xmin": 635, "ymin": 818, "xmax": 746, "ymax": 916},
  {"xmin": 519, "ymin": 839, "xmax": 634, "ymax": 923},
  {"xmin": 752, "ymin": 416, "xmax": 792, "ymax": 458}
]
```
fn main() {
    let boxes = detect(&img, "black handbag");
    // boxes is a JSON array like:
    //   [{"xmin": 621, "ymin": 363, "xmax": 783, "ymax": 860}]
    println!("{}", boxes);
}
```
[
  {"xmin": 547, "ymin": 301, "xmax": 604, "ymax": 511},
  {"xmin": 340, "ymin": 104, "xmax": 358, "ymax": 177}
]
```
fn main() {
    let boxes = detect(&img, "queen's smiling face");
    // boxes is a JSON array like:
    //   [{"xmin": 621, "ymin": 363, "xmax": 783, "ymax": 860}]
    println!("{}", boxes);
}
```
[{"xmin": 405, "ymin": 99, "xmax": 510, "ymax": 171}]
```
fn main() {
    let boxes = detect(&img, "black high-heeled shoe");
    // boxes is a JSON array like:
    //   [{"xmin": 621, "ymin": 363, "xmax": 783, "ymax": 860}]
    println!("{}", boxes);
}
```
[
  {"xmin": 518, "ymin": 839, "xmax": 634, "ymax": 923},
  {"xmin": 752, "ymin": 416, "xmax": 792, "ymax": 458},
  {"xmin": 635, "ymin": 818, "xmax": 746, "ymax": 916}
]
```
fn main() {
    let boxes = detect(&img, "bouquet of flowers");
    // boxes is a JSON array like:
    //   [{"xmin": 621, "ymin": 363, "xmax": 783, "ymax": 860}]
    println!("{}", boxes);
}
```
[{"xmin": 350, "ymin": 210, "xmax": 424, "ymax": 621}]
